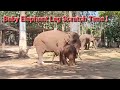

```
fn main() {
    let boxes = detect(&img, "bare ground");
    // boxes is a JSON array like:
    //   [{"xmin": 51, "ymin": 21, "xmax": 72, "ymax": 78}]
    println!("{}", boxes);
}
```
[{"xmin": 0, "ymin": 46, "xmax": 120, "ymax": 79}]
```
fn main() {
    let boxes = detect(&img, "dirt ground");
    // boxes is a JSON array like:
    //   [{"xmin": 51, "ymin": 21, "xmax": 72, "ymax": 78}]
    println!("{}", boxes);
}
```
[{"xmin": 0, "ymin": 46, "xmax": 120, "ymax": 79}]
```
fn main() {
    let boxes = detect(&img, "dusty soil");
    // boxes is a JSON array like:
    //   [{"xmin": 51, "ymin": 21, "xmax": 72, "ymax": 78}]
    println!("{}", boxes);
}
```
[{"xmin": 0, "ymin": 46, "xmax": 120, "ymax": 79}]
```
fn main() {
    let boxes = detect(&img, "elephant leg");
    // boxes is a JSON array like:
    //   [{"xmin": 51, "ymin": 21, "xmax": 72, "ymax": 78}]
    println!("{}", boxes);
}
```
[
  {"xmin": 38, "ymin": 53, "xmax": 44, "ymax": 65},
  {"xmin": 63, "ymin": 55, "xmax": 68, "ymax": 65},
  {"xmin": 35, "ymin": 45, "xmax": 45, "ymax": 65},
  {"xmin": 59, "ymin": 51, "xmax": 66, "ymax": 65},
  {"xmin": 72, "ymin": 59, "xmax": 76, "ymax": 65},
  {"xmin": 69, "ymin": 58, "xmax": 75, "ymax": 66},
  {"xmin": 78, "ymin": 51, "xmax": 82, "ymax": 60},
  {"xmin": 59, "ymin": 59, "xmax": 63, "ymax": 65},
  {"xmin": 73, "ymin": 57, "xmax": 76, "ymax": 65},
  {"xmin": 69, "ymin": 57, "xmax": 76, "ymax": 66},
  {"xmin": 94, "ymin": 41, "xmax": 97, "ymax": 49},
  {"xmin": 81, "ymin": 40, "xmax": 86, "ymax": 54},
  {"xmin": 52, "ymin": 52, "xmax": 56, "ymax": 63},
  {"xmin": 8, "ymin": 39, "xmax": 10, "ymax": 45},
  {"xmin": 68, "ymin": 59, "xmax": 72, "ymax": 66},
  {"xmin": 62, "ymin": 54, "xmax": 67, "ymax": 65},
  {"xmin": 85, "ymin": 44, "xmax": 88, "ymax": 50},
  {"xmin": 59, "ymin": 52, "xmax": 64, "ymax": 65},
  {"xmin": 79, "ymin": 40, "xmax": 86, "ymax": 60},
  {"xmin": 87, "ymin": 42, "xmax": 90, "ymax": 50}
]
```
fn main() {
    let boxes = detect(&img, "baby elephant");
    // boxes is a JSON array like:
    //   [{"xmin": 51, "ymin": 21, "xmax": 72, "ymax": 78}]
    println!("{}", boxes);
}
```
[{"xmin": 60, "ymin": 44, "xmax": 78, "ymax": 66}]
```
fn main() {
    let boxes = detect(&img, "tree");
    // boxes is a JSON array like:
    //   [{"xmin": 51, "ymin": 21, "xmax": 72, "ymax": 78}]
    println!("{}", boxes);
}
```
[
  {"xmin": 69, "ymin": 11, "xmax": 80, "ymax": 33},
  {"xmin": 99, "ymin": 11, "xmax": 120, "ymax": 47},
  {"xmin": 18, "ymin": 11, "xmax": 28, "ymax": 58}
]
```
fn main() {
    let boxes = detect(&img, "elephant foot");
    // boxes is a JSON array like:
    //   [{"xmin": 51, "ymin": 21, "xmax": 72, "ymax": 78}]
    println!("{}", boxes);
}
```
[
  {"xmin": 64, "ymin": 60, "xmax": 69, "ymax": 65},
  {"xmin": 37, "ymin": 61, "xmax": 45, "ymax": 65},
  {"xmin": 85, "ymin": 48, "xmax": 89, "ymax": 50},
  {"xmin": 70, "ymin": 62, "xmax": 76, "ymax": 66},
  {"xmin": 68, "ymin": 60, "xmax": 73, "ymax": 66},
  {"xmin": 78, "ymin": 53, "xmax": 82, "ymax": 60},
  {"xmin": 78, "ymin": 56, "xmax": 82, "ymax": 60},
  {"xmin": 60, "ymin": 60, "xmax": 63, "ymax": 65},
  {"xmin": 60, "ymin": 62, "xmax": 64, "ymax": 65},
  {"xmin": 60, "ymin": 61, "xmax": 67, "ymax": 65}
]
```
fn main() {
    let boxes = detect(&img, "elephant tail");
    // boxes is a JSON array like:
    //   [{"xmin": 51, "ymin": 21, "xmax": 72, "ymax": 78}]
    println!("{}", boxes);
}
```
[
  {"xmin": 25, "ymin": 37, "xmax": 37, "ymax": 55},
  {"xmin": 26, "ymin": 46, "xmax": 35, "ymax": 55}
]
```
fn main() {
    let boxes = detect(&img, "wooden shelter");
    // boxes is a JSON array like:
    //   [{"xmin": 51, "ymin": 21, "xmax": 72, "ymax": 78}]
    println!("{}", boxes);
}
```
[
  {"xmin": 0, "ymin": 22, "xmax": 54, "ymax": 46},
  {"xmin": 0, "ymin": 23, "xmax": 18, "ymax": 47}
]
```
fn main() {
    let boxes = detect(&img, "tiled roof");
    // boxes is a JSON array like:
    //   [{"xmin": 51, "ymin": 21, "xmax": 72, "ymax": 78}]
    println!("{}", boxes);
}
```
[{"xmin": 0, "ymin": 23, "xmax": 18, "ymax": 31}]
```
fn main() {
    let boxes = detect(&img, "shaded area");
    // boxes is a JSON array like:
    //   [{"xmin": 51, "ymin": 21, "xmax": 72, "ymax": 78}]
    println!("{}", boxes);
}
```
[
  {"xmin": 0, "ymin": 57, "xmax": 120, "ymax": 79},
  {"xmin": 82, "ymin": 48, "xmax": 120, "ymax": 56},
  {"xmin": 0, "ymin": 46, "xmax": 120, "ymax": 79},
  {"xmin": 0, "ymin": 50, "xmax": 30, "ymax": 62}
]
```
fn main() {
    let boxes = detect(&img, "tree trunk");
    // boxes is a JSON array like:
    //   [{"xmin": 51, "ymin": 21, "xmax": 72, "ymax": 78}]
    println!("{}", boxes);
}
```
[
  {"xmin": 84, "ymin": 23, "xmax": 87, "ymax": 34},
  {"xmin": 0, "ymin": 30, "xmax": 5, "ymax": 52},
  {"xmin": 98, "ymin": 22, "xmax": 105, "ymax": 47},
  {"xmin": 0, "ymin": 30, "xmax": 7, "ymax": 58},
  {"xmin": 81, "ymin": 23, "xmax": 84, "ymax": 35},
  {"xmin": 69, "ymin": 11, "xmax": 79, "ymax": 33},
  {"xmin": 62, "ymin": 23, "xmax": 65, "ymax": 31},
  {"xmin": 43, "ymin": 23, "xmax": 46, "ymax": 32},
  {"xmin": 101, "ymin": 29, "xmax": 105, "ymax": 47},
  {"xmin": 76, "ymin": 11, "xmax": 80, "ymax": 35},
  {"xmin": 69, "ymin": 11, "xmax": 72, "ymax": 31},
  {"xmin": 54, "ymin": 22, "xmax": 57, "ymax": 30},
  {"xmin": 0, "ymin": 31, "xmax": 2, "ymax": 45},
  {"xmin": 83, "ymin": 23, "xmax": 86, "ymax": 34},
  {"xmin": 1, "ymin": 30, "xmax": 5, "ymax": 52},
  {"xmin": 18, "ymin": 11, "xmax": 28, "ymax": 58}
]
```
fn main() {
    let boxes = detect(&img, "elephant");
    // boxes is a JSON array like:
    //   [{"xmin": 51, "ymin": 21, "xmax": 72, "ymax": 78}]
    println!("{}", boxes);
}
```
[
  {"xmin": 94, "ymin": 37, "xmax": 101, "ymax": 48},
  {"xmin": 33, "ymin": 30, "xmax": 81, "ymax": 65},
  {"xmin": 59, "ymin": 44, "xmax": 78, "ymax": 66},
  {"xmin": 66, "ymin": 31, "xmax": 81, "ymax": 52},
  {"xmin": 51, "ymin": 31, "xmax": 81, "ymax": 63},
  {"xmin": 79, "ymin": 34, "xmax": 97, "ymax": 54}
]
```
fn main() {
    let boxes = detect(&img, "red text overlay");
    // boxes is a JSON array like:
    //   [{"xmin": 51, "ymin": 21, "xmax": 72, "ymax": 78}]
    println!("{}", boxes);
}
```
[{"xmin": 3, "ymin": 16, "xmax": 108, "ymax": 23}]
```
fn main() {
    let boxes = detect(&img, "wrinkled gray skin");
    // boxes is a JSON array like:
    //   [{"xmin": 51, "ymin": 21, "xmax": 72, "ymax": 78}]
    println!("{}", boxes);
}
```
[
  {"xmin": 52, "ymin": 31, "xmax": 81, "ymax": 62},
  {"xmin": 33, "ymin": 30, "xmax": 81, "ymax": 65},
  {"xmin": 66, "ymin": 31, "xmax": 81, "ymax": 53},
  {"xmin": 79, "ymin": 34, "xmax": 97, "ymax": 54},
  {"xmin": 59, "ymin": 44, "xmax": 78, "ymax": 66}
]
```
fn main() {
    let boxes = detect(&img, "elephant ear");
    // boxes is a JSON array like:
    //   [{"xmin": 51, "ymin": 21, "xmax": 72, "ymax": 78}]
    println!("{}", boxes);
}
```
[{"xmin": 64, "ymin": 33, "xmax": 72, "ymax": 45}]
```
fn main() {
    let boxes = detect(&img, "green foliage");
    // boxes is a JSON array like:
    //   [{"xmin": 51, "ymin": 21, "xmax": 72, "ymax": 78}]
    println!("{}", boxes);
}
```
[
  {"xmin": 99, "ymin": 11, "xmax": 120, "ymax": 42},
  {"xmin": 105, "ymin": 22, "xmax": 120, "ymax": 42}
]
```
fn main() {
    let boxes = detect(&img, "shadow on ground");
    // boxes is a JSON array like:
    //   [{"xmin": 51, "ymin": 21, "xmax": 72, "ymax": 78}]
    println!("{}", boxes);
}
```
[
  {"xmin": 0, "ymin": 57, "xmax": 120, "ymax": 79},
  {"xmin": 82, "ymin": 48, "xmax": 120, "ymax": 56},
  {"xmin": 0, "ymin": 50, "xmax": 30, "ymax": 62},
  {"xmin": 0, "ymin": 47, "xmax": 120, "ymax": 79}
]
